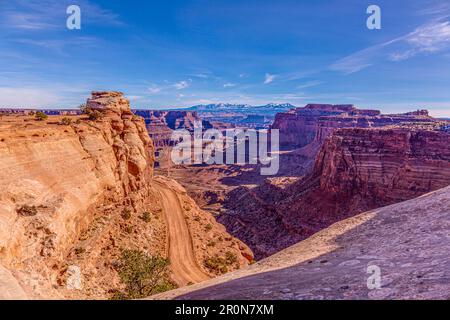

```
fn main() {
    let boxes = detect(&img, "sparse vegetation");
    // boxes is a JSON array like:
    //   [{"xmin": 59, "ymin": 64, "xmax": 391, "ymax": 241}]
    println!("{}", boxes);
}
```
[
  {"xmin": 61, "ymin": 117, "xmax": 72, "ymax": 125},
  {"xmin": 17, "ymin": 205, "xmax": 38, "ymax": 217},
  {"xmin": 207, "ymin": 241, "xmax": 216, "ymax": 247},
  {"xmin": 205, "ymin": 223, "xmax": 213, "ymax": 232},
  {"xmin": 124, "ymin": 225, "xmax": 134, "ymax": 234},
  {"xmin": 121, "ymin": 209, "xmax": 132, "ymax": 220},
  {"xmin": 225, "ymin": 251, "xmax": 238, "ymax": 264},
  {"xmin": 111, "ymin": 249, "xmax": 177, "ymax": 300},
  {"xmin": 75, "ymin": 247, "xmax": 86, "ymax": 256},
  {"xmin": 141, "ymin": 212, "xmax": 152, "ymax": 223},
  {"xmin": 204, "ymin": 255, "xmax": 228, "ymax": 274},
  {"xmin": 80, "ymin": 104, "xmax": 104, "ymax": 121},
  {"xmin": 204, "ymin": 251, "xmax": 238, "ymax": 275},
  {"xmin": 35, "ymin": 111, "xmax": 48, "ymax": 121}
]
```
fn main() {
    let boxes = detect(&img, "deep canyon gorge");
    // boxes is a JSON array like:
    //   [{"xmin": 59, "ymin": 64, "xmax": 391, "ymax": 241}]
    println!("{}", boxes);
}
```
[{"xmin": 0, "ymin": 92, "xmax": 449, "ymax": 300}]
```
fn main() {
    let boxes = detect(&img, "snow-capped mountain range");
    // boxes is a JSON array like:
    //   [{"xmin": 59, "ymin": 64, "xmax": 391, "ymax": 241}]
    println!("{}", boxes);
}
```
[{"xmin": 184, "ymin": 103, "xmax": 296, "ymax": 115}]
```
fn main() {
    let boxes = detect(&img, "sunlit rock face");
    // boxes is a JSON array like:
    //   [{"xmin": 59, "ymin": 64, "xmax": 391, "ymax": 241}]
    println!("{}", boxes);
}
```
[
  {"xmin": 271, "ymin": 104, "xmax": 438, "ymax": 150},
  {"xmin": 220, "ymin": 127, "xmax": 450, "ymax": 259}
]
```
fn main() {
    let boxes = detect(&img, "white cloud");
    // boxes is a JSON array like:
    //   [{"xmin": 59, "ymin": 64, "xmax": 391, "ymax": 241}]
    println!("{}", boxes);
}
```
[
  {"xmin": 223, "ymin": 83, "xmax": 236, "ymax": 88},
  {"xmin": 148, "ymin": 85, "xmax": 162, "ymax": 94},
  {"xmin": 0, "ymin": 0, "xmax": 123, "ymax": 31},
  {"xmin": 264, "ymin": 73, "xmax": 276, "ymax": 84},
  {"xmin": 297, "ymin": 80, "xmax": 322, "ymax": 89},
  {"xmin": 331, "ymin": 20, "xmax": 450, "ymax": 74},
  {"xmin": 174, "ymin": 81, "xmax": 189, "ymax": 90},
  {"xmin": 406, "ymin": 21, "xmax": 450, "ymax": 53},
  {"xmin": 0, "ymin": 87, "xmax": 60, "ymax": 108}
]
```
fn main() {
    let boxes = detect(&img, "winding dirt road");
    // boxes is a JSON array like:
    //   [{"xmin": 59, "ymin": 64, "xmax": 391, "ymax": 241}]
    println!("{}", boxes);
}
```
[{"xmin": 153, "ymin": 179, "xmax": 210, "ymax": 286}]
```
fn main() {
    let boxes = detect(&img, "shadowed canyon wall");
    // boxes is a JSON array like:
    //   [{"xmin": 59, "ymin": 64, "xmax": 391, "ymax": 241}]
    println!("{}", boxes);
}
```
[{"xmin": 220, "ymin": 127, "xmax": 450, "ymax": 258}]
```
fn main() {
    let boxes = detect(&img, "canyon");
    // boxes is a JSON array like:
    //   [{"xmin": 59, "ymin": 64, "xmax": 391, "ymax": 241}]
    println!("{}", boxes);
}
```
[
  {"xmin": 271, "ymin": 104, "xmax": 441, "ymax": 149},
  {"xmin": 0, "ymin": 97, "xmax": 449, "ymax": 300},
  {"xmin": 220, "ymin": 126, "xmax": 450, "ymax": 259},
  {"xmin": 154, "ymin": 184, "xmax": 450, "ymax": 300},
  {"xmin": 0, "ymin": 92, "xmax": 252, "ymax": 299}
]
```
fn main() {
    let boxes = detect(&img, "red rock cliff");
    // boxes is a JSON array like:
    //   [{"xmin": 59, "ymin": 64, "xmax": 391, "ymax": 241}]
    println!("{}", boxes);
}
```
[
  {"xmin": 220, "ymin": 127, "xmax": 450, "ymax": 258},
  {"xmin": 271, "ymin": 103, "xmax": 439, "ymax": 150}
]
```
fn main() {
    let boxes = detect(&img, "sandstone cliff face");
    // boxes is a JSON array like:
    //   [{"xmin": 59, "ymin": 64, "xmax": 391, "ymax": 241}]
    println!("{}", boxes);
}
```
[
  {"xmin": 0, "ymin": 92, "xmax": 252, "ymax": 299},
  {"xmin": 315, "ymin": 128, "xmax": 450, "ymax": 204},
  {"xmin": 134, "ymin": 110, "xmax": 213, "ymax": 147},
  {"xmin": 220, "ymin": 127, "xmax": 450, "ymax": 259},
  {"xmin": 271, "ymin": 104, "xmax": 439, "ymax": 150},
  {"xmin": 0, "ymin": 91, "xmax": 157, "ymax": 298}
]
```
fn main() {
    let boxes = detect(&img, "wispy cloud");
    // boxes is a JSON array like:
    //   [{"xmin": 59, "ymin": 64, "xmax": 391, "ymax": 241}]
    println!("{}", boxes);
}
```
[
  {"xmin": 174, "ymin": 80, "xmax": 190, "ymax": 90},
  {"xmin": 0, "ymin": 0, "xmax": 123, "ymax": 31},
  {"xmin": 331, "ymin": 20, "xmax": 450, "ymax": 74},
  {"xmin": 0, "ymin": 87, "xmax": 59, "ymax": 107},
  {"xmin": 223, "ymin": 83, "xmax": 236, "ymax": 88},
  {"xmin": 12, "ymin": 36, "xmax": 99, "ymax": 55},
  {"xmin": 297, "ymin": 80, "xmax": 322, "ymax": 89},
  {"xmin": 264, "ymin": 73, "xmax": 276, "ymax": 84},
  {"xmin": 148, "ymin": 84, "xmax": 162, "ymax": 94}
]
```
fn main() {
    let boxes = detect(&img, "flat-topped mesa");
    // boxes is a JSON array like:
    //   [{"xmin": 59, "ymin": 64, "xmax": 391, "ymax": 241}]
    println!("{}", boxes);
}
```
[
  {"xmin": 393, "ymin": 109, "xmax": 430, "ymax": 117},
  {"xmin": 302, "ymin": 104, "xmax": 356, "ymax": 112},
  {"xmin": 272, "ymin": 103, "xmax": 438, "ymax": 149}
]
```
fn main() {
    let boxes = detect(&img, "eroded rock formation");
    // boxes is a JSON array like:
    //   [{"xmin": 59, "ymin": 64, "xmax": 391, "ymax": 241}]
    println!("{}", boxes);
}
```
[
  {"xmin": 0, "ymin": 92, "xmax": 252, "ymax": 299},
  {"xmin": 272, "ymin": 104, "xmax": 439, "ymax": 149},
  {"xmin": 134, "ymin": 110, "xmax": 213, "ymax": 147},
  {"xmin": 220, "ymin": 127, "xmax": 450, "ymax": 258}
]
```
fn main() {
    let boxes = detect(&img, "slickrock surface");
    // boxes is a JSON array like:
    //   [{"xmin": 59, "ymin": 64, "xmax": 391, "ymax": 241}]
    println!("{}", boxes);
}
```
[
  {"xmin": 0, "ymin": 92, "xmax": 252, "ymax": 299},
  {"xmin": 220, "ymin": 127, "xmax": 450, "ymax": 258},
  {"xmin": 154, "ymin": 185, "xmax": 450, "ymax": 300}
]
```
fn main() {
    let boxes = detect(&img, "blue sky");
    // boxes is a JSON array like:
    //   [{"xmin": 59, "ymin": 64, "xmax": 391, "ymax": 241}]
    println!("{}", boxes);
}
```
[{"xmin": 1, "ymin": 0, "xmax": 450, "ymax": 116}]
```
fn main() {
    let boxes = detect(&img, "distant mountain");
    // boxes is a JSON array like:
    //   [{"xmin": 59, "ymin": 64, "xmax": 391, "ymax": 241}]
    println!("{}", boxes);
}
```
[{"xmin": 185, "ymin": 103, "xmax": 296, "ymax": 116}]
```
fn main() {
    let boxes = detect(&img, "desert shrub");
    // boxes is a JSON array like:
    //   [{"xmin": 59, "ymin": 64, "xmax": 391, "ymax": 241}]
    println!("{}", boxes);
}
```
[
  {"xmin": 121, "ymin": 209, "xmax": 132, "ymax": 220},
  {"xmin": 204, "ymin": 255, "xmax": 228, "ymax": 274},
  {"xmin": 225, "ymin": 251, "xmax": 237, "ymax": 265},
  {"xmin": 207, "ymin": 241, "xmax": 216, "ymax": 247},
  {"xmin": 88, "ymin": 110, "xmax": 103, "ymax": 121},
  {"xmin": 75, "ymin": 247, "xmax": 86, "ymax": 255},
  {"xmin": 141, "ymin": 212, "xmax": 152, "ymax": 223},
  {"xmin": 79, "ymin": 104, "xmax": 103, "ymax": 121},
  {"xmin": 35, "ymin": 111, "xmax": 48, "ymax": 121},
  {"xmin": 204, "ymin": 252, "xmax": 239, "ymax": 275},
  {"xmin": 17, "ymin": 205, "xmax": 38, "ymax": 217},
  {"xmin": 61, "ymin": 117, "xmax": 72, "ymax": 125},
  {"xmin": 124, "ymin": 225, "xmax": 134, "ymax": 234},
  {"xmin": 205, "ymin": 223, "xmax": 213, "ymax": 232},
  {"xmin": 79, "ymin": 104, "xmax": 89, "ymax": 114},
  {"xmin": 111, "ymin": 249, "xmax": 177, "ymax": 300}
]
